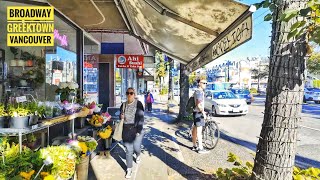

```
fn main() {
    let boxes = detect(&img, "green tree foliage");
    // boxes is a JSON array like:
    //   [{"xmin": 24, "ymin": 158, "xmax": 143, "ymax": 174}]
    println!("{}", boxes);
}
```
[
  {"xmin": 255, "ymin": 0, "xmax": 320, "ymax": 45},
  {"xmin": 307, "ymin": 52, "xmax": 320, "ymax": 74},
  {"xmin": 188, "ymin": 72, "xmax": 197, "ymax": 86},
  {"xmin": 155, "ymin": 51, "xmax": 168, "ymax": 91}
]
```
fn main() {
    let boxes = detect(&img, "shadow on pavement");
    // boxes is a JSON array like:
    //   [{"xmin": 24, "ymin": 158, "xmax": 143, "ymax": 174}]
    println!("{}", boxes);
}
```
[
  {"xmin": 219, "ymin": 131, "xmax": 320, "ymax": 169},
  {"xmin": 144, "ymin": 126, "xmax": 213, "ymax": 179}
]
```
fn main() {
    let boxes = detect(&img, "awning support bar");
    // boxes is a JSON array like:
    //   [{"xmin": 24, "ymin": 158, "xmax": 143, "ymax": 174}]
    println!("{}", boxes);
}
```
[{"xmin": 144, "ymin": 0, "xmax": 219, "ymax": 36}]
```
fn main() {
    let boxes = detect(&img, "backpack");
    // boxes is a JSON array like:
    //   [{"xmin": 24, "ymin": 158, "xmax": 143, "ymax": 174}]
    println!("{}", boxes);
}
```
[{"xmin": 186, "ymin": 96, "xmax": 195, "ymax": 114}]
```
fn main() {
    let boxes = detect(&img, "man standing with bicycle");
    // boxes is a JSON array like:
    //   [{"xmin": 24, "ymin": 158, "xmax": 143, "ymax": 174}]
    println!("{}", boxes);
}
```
[{"xmin": 192, "ymin": 77, "xmax": 209, "ymax": 154}]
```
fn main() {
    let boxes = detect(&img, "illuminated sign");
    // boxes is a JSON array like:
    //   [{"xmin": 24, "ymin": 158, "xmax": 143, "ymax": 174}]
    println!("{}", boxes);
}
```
[{"xmin": 54, "ymin": 29, "xmax": 68, "ymax": 47}]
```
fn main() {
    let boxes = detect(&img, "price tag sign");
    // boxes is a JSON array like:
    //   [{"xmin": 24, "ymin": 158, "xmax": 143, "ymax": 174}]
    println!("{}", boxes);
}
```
[
  {"xmin": 31, "ymin": 124, "xmax": 39, "ymax": 129},
  {"xmin": 16, "ymin": 96, "xmax": 27, "ymax": 103}
]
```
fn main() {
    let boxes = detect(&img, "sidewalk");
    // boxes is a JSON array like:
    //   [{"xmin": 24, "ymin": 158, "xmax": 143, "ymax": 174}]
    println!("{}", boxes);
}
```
[{"xmin": 88, "ymin": 102, "xmax": 254, "ymax": 180}]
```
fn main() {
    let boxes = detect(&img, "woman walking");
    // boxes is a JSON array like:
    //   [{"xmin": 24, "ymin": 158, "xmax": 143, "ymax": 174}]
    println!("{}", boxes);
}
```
[
  {"xmin": 120, "ymin": 87, "xmax": 145, "ymax": 179},
  {"xmin": 145, "ymin": 91, "xmax": 154, "ymax": 112}
]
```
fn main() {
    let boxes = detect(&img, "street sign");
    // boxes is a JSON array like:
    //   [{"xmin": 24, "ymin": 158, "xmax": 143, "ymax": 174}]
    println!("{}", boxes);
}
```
[{"xmin": 115, "ymin": 55, "xmax": 144, "ymax": 69}]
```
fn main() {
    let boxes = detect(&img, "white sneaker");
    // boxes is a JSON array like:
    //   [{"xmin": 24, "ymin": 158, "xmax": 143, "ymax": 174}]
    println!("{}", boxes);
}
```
[
  {"xmin": 125, "ymin": 169, "xmax": 132, "ymax": 179},
  {"xmin": 136, "ymin": 155, "xmax": 141, "ymax": 164},
  {"xmin": 198, "ymin": 148, "xmax": 210, "ymax": 154}
]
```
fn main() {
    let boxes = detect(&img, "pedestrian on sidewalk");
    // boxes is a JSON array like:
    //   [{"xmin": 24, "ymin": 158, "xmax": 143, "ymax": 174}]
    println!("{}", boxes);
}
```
[
  {"xmin": 145, "ymin": 90, "xmax": 154, "ymax": 112},
  {"xmin": 192, "ymin": 77, "xmax": 209, "ymax": 154},
  {"xmin": 120, "ymin": 87, "xmax": 145, "ymax": 179}
]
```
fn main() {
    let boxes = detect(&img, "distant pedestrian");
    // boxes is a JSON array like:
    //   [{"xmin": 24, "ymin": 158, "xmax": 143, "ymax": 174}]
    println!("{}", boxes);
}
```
[
  {"xmin": 192, "ymin": 77, "xmax": 209, "ymax": 154},
  {"xmin": 145, "ymin": 91, "xmax": 154, "ymax": 112},
  {"xmin": 120, "ymin": 87, "xmax": 145, "ymax": 179}
]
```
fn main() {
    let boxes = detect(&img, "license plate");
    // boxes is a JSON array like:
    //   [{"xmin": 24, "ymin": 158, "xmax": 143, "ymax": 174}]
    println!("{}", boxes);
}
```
[{"xmin": 233, "ymin": 109, "xmax": 240, "ymax": 113}]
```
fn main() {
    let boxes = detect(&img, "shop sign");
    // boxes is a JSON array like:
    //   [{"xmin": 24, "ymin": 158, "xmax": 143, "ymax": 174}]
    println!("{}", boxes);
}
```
[
  {"xmin": 84, "ymin": 54, "xmax": 99, "ymax": 68},
  {"xmin": 115, "ymin": 55, "xmax": 144, "ymax": 69},
  {"xmin": 54, "ymin": 29, "xmax": 68, "ymax": 47},
  {"xmin": 187, "ymin": 15, "xmax": 253, "ymax": 71},
  {"xmin": 7, "ymin": 6, "xmax": 54, "ymax": 46}
]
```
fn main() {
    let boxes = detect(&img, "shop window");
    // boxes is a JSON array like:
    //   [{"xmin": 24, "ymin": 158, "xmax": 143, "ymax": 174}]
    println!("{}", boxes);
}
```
[{"xmin": 0, "ymin": 1, "xmax": 78, "ymax": 101}]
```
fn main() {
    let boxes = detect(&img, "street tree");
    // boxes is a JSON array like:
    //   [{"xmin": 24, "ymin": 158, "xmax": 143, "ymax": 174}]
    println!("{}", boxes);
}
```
[
  {"xmin": 251, "ymin": 65, "xmax": 269, "ymax": 91},
  {"xmin": 155, "ymin": 51, "xmax": 167, "ymax": 92},
  {"xmin": 177, "ymin": 64, "xmax": 189, "ymax": 121},
  {"xmin": 307, "ymin": 52, "xmax": 320, "ymax": 74},
  {"xmin": 251, "ymin": 0, "xmax": 320, "ymax": 179}
]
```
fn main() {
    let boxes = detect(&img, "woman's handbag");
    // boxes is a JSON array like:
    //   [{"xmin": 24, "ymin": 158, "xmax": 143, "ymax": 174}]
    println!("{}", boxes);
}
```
[{"xmin": 113, "ymin": 102, "xmax": 126, "ymax": 141}]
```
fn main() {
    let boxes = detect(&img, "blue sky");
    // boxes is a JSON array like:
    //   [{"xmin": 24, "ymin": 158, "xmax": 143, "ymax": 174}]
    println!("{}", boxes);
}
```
[{"xmin": 207, "ymin": 0, "xmax": 271, "ymax": 66}]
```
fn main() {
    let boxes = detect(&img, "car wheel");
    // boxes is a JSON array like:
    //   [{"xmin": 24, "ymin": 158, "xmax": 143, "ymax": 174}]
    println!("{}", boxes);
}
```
[
  {"xmin": 316, "ymin": 101, "xmax": 320, "ymax": 104},
  {"xmin": 212, "ymin": 106, "xmax": 217, "ymax": 116}
]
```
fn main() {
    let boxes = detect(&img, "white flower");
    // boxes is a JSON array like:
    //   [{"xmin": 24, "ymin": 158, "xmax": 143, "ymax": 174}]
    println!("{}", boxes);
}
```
[
  {"xmin": 59, "ymin": 82, "xmax": 68, "ymax": 88},
  {"xmin": 68, "ymin": 82, "xmax": 79, "ymax": 90}
]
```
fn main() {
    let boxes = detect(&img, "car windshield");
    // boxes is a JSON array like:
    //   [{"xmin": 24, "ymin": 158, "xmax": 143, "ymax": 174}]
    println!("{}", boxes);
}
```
[
  {"xmin": 232, "ymin": 89, "xmax": 250, "ymax": 94},
  {"xmin": 213, "ymin": 91, "xmax": 238, "ymax": 99}
]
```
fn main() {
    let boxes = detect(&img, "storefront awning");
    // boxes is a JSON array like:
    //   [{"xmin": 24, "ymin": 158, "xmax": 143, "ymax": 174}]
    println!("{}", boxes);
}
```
[{"xmin": 48, "ymin": 0, "xmax": 255, "ymax": 72}]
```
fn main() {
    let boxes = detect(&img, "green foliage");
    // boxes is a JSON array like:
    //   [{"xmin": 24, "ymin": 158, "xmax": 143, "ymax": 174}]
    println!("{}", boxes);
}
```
[
  {"xmin": 0, "ymin": 104, "xmax": 7, "ymax": 117},
  {"xmin": 160, "ymin": 87, "xmax": 168, "ymax": 95},
  {"xmin": 155, "ymin": 51, "xmax": 167, "ymax": 81},
  {"xmin": 307, "ymin": 52, "xmax": 320, "ymax": 74},
  {"xmin": 7, "ymin": 104, "xmax": 30, "ymax": 117},
  {"xmin": 214, "ymin": 153, "xmax": 252, "ymax": 180},
  {"xmin": 189, "ymin": 72, "xmax": 197, "ymax": 86},
  {"xmin": 0, "ymin": 139, "xmax": 40, "ymax": 179},
  {"xmin": 255, "ymin": 0, "xmax": 320, "ymax": 44},
  {"xmin": 214, "ymin": 153, "xmax": 320, "ymax": 180},
  {"xmin": 313, "ymin": 80, "xmax": 320, "ymax": 88},
  {"xmin": 250, "ymin": 88, "xmax": 258, "ymax": 94}
]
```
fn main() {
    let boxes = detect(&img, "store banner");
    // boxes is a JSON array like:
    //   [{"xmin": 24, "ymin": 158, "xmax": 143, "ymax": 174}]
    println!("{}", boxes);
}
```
[{"xmin": 115, "ymin": 55, "xmax": 144, "ymax": 69}]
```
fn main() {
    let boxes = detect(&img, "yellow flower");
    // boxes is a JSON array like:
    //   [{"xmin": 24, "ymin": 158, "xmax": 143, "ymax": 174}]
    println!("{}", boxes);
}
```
[
  {"xmin": 40, "ymin": 172, "xmax": 49, "ymax": 178},
  {"xmin": 78, "ymin": 142, "xmax": 87, "ymax": 153},
  {"xmin": 20, "ymin": 170, "xmax": 35, "ymax": 180},
  {"xmin": 44, "ymin": 175, "xmax": 55, "ymax": 180}
]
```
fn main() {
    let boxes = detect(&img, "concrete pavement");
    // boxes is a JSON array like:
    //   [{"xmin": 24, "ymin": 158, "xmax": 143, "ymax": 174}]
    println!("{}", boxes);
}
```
[{"xmin": 87, "ymin": 102, "xmax": 254, "ymax": 180}]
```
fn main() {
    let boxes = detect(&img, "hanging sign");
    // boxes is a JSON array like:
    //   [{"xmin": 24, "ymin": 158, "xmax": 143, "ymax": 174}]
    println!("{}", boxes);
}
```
[{"xmin": 115, "ymin": 55, "xmax": 144, "ymax": 69}]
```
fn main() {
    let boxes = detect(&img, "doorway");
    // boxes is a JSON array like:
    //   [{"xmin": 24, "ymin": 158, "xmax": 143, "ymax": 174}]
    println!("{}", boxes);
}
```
[{"xmin": 98, "ymin": 63, "xmax": 110, "ymax": 111}]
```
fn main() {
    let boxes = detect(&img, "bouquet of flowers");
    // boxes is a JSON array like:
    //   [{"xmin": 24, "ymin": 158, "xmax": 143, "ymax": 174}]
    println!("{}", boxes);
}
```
[
  {"xmin": 88, "ymin": 112, "xmax": 111, "ymax": 127},
  {"xmin": 86, "ymin": 101, "xmax": 102, "ymax": 114},
  {"xmin": 55, "ymin": 82, "xmax": 79, "ymax": 102},
  {"xmin": 68, "ymin": 136, "xmax": 97, "ymax": 158}
]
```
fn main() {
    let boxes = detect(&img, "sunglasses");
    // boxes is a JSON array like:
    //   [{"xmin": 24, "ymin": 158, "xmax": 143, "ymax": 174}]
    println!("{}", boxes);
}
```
[
  {"xmin": 200, "ymin": 82, "xmax": 208, "ymax": 85},
  {"xmin": 126, "ymin": 92, "xmax": 134, "ymax": 95}
]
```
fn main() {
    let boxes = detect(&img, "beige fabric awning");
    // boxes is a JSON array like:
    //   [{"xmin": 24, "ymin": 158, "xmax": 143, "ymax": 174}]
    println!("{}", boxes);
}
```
[{"xmin": 48, "ymin": 0, "xmax": 254, "ymax": 72}]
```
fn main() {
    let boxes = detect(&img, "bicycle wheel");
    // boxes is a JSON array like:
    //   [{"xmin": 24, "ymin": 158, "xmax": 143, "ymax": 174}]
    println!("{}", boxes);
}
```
[{"xmin": 202, "ymin": 121, "xmax": 220, "ymax": 150}]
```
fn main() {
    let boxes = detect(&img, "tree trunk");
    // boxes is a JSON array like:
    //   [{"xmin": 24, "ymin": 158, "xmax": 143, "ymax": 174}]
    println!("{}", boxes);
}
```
[
  {"xmin": 251, "ymin": 0, "xmax": 307, "ymax": 179},
  {"xmin": 168, "ymin": 58, "xmax": 174, "ymax": 101},
  {"xmin": 168, "ymin": 58, "xmax": 174, "ymax": 111},
  {"xmin": 178, "ymin": 64, "xmax": 189, "ymax": 121}
]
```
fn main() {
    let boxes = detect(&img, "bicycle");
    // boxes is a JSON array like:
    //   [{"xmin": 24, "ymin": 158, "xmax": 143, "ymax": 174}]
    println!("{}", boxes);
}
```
[{"xmin": 188, "ymin": 113, "xmax": 220, "ymax": 150}]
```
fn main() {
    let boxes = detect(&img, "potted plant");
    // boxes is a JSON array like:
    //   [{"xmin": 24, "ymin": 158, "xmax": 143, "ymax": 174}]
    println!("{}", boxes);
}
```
[
  {"xmin": 27, "ymin": 102, "xmax": 41, "ymax": 125},
  {"xmin": 26, "ymin": 133, "xmax": 38, "ymax": 150},
  {"xmin": 68, "ymin": 136, "xmax": 97, "ymax": 180},
  {"xmin": 7, "ymin": 104, "xmax": 30, "ymax": 129},
  {"xmin": 0, "ymin": 104, "xmax": 8, "ymax": 128},
  {"xmin": 9, "ymin": 47, "xmax": 19, "ymax": 66}
]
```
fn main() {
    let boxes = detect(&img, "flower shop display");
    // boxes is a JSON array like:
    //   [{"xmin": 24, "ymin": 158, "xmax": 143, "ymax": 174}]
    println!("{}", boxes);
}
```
[
  {"xmin": 98, "ymin": 125, "xmax": 113, "ymax": 139},
  {"xmin": 0, "ymin": 104, "xmax": 8, "ymax": 128},
  {"xmin": 7, "ymin": 104, "xmax": 30, "ymax": 129},
  {"xmin": 68, "ymin": 136, "xmax": 97, "ymax": 180},
  {"xmin": 39, "ymin": 145, "xmax": 77, "ymax": 180},
  {"xmin": 86, "ymin": 101, "xmax": 102, "ymax": 115},
  {"xmin": 0, "ymin": 138, "xmax": 42, "ymax": 180},
  {"xmin": 55, "ymin": 82, "xmax": 79, "ymax": 102},
  {"xmin": 88, "ymin": 112, "xmax": 111, "ymax": 127}
]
